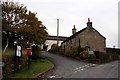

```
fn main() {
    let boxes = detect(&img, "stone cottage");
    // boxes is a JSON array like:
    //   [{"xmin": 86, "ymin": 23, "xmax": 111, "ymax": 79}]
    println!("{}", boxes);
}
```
[{"xmin": 61, "ymin": 18, "xmax": 106, "ymax": 53}]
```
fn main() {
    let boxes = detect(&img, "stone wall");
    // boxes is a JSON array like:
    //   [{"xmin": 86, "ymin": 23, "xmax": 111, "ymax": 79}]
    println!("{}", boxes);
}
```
[
  {"xmin": 2, "ymin": 56, "xmax": 28, "ymax": 77},
  {"xmin": 94, "ymin": 51, "xmax": 120, "ymax": 63}
]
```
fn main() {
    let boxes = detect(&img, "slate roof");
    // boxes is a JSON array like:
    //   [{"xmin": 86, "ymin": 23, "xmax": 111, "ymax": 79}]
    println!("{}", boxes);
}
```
[{"xmin": 62, "ymin": 27, "xmax": 106, "ymax": 43}]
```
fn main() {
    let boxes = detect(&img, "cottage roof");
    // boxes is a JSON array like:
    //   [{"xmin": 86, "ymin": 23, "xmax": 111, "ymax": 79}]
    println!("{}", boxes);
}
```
[{"xmin": 62, "ymin": 27, "xmax": 106, "ymax": 43}]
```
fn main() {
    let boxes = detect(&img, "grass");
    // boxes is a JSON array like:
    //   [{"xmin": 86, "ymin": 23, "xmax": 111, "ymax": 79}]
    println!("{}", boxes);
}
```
[
  {"xmin": 4, "ymin": 59, "xmax": 54, "ymax": 78},
  {"xmin": 2, "ymin": 48, "xmax": 15, "ymax": 57},
  {"xmin": 2, "ymin": 48, "xmax": 27, "ymax": 59},
  {"xmin": 2, "ymin": 48, "xmax": 54, "ymax": 79}
]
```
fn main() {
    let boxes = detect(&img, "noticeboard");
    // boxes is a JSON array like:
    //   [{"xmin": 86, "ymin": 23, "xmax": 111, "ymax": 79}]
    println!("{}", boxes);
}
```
[{"xmin": 16, "ymin": 45, "xmax": 22, "ymax": 57}]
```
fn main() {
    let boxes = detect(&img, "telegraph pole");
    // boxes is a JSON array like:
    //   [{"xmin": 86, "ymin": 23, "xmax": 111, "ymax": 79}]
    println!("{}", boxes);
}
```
[
  {"xmin": 117, "ymin": 1, "xmax": 120, "ymax": 76},
  {"xmin": 57, "ymin": 19, "xmax": 59, "ymax": 46}
]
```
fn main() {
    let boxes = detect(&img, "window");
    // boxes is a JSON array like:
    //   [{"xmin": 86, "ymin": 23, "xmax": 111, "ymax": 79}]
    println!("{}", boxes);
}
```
[
  {"xmin": 70, "ymin": 40, "xmax": 72, "ymax": 44},
  {"xmin": 79, "ymin": 39, "xmax": 81, "ymax": 48},
  {"xmin": 70, "ymin": 46, "xmax": 72, "ymax": 50}
]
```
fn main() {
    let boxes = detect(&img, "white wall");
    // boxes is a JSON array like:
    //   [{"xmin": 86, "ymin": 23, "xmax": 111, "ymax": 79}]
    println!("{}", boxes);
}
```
[{"xmin": 45, "ymin": 40, "xmax": 63, "ymax": 50}]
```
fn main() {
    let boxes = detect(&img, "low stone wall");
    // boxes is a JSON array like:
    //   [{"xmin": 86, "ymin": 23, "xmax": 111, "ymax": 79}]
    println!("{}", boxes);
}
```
[
  {"xmin": 94, "ymin": 51, "xmax": 120, "ymax": 63},
  {"xmin": 2, "ymin": 56, "xmax": 28, "ymax": 77}
]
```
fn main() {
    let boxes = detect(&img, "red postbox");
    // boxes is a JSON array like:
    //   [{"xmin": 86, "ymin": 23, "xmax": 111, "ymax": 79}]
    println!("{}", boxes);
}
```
[{"xmin": 26, "ymin": 48, "xmax": 32, "ymax": 56}]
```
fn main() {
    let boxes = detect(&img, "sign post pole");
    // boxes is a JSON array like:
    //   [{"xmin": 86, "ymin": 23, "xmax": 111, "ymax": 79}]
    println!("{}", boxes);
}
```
[
  {"xmin": 14, "ymin": 56, "xmax": 16, "ymax": 73},
  {"xmin": 17, "ymin": 57, "xmax": 20, "ymax": 71},
  {"xmin": 26, "ymin": 48, "xmax": 32, "ymax": 70},
  {"xmin": 15, "ymin": 44, "xmax": 22, "ymax": 72},
  {"xmin": 28, "ymin": 56, "xmax": 30, "ymax": 70}
]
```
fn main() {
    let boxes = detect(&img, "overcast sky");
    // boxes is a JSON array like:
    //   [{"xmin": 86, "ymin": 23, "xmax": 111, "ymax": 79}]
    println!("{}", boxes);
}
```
[{"xmin": 12, "ymin": 0, "xmax": 119, "ymax": 48}]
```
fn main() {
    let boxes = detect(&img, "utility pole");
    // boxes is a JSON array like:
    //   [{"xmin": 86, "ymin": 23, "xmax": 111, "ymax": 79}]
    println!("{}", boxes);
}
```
[
  {"xmin": 57, "ymin": 19, "xmax": 59, "ymax": 46},
  {"xmin": 119, "ymin": 1, "xmax": 120, "ymax": 48}
]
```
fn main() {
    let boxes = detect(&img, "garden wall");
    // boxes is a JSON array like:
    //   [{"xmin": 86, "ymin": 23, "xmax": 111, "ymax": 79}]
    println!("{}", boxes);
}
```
[
  {"xmin": 2, "ymin": 56, "xmax": 28, "ymax": 77},
  {"xmin": 94, "ymin": 51, "xmax": 120, "ymax": 63}
]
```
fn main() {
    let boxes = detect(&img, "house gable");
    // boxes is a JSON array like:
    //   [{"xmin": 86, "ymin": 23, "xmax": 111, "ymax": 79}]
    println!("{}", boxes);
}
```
[{"xmin": 61, "ymin": 18, "xmax": 106, "ymax": 53}]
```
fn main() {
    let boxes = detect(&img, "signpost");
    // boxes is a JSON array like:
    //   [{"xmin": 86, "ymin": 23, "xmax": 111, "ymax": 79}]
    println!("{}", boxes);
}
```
[
  {"xmin": 14, "ymin": 45, "xmax": 22, "ymax": 72},
  {"xmin": 16, "ymin": 45, "xmax": 22, "ymax": 57},
  {"xmin": 26, "ymin": 48, "xmax": 32, "ymax": 70}
]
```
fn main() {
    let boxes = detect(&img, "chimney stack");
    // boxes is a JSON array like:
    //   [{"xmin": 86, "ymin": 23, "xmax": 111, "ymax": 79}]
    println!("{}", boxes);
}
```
[
  {"xmin": 87, "ymin": 18, "xmax": 92, "ymax": 29},
  {"xmin": 72, "ymin": 25, "xmax": 76, "ymax": 34}
]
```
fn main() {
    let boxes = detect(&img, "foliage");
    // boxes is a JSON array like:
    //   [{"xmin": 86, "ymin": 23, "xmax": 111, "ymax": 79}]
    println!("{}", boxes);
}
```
[
  {"xmin": 88, "ymin": 54, "xmax": 96, "ymax": 60},
  {"xmin": 59, "ymin": 48, "xmax": 64, "ymax": 55},
  {"xmin": 80, "ymin": 51, "xmax": 89, "ymax": 59},
  {"xmin": 2, "ymin": 1, "xmax": 48, "ymax": 49},
  {"xmin": 31, "ymin": 45, "xmax": 41, "ymax": 60},
  {"xmin": 2, "ymin": 48, "xmax": 28, "ymax": 77},
  {"xmin": 80, "ymin": 51, "xmax": 96, "ymax": 60},
  {"xmin": 65, "ymin": 49, "xmax": 72, "ymax": 57},
  {"xmin": 4, "ymin": 59, "xmax": 54, "ymax": 78},
  {"xmin": 65, "ymin": 47, "xmax": 82, "ymax": 58},
  {"xmin": 2, "ymin": 47, "xmax": 26, "ymax": 58},
  {"xmin": 49, "ymin": 44, "xmax": 60, "ymax": 54}
]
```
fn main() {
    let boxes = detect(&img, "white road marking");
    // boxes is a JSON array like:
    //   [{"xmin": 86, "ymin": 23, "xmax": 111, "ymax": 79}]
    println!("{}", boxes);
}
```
[
  {"xmin": 79, "ymin": 67, "xmax": 82, "ymax": 68},
  {"xmin": 49, "ymin": 76, "xmax": 55, "ymax": 78},
  {"xmin": 85, "ymin": 65, "xmax": 88, "ymax": 67},
  {"xmin": 81, "ymin": 66, "xmax": 85, "ymax": 68},
  {"xmin": 81, "ymin": 68, "xmax": 84, "ymax": 70},
  {"xmin": 75, "ymin": 67, "xmax": 79, "ymax": 70},
  {"xmin": 74, "ymin": 63, "xmax": 96, "ymax": 73},
  {"xmin": 75, "ymin": 70, "xmax": 78, "ymax": 73},
  {"xmin": 91, "ymin": 64, "xmax": 96, "ymax": 67}
]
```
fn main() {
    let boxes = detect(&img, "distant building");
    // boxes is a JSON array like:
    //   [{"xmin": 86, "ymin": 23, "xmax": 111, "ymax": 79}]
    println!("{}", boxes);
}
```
[
  {"xmin": 61, "ymin": 18, "xmax": 106, "ymax": 53},
  {"xmin": 45, "ymin": 35, "xmax": 68, "ymax": 50}
]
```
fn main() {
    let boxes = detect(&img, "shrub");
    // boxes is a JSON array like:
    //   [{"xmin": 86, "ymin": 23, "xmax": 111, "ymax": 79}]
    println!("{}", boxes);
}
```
[
  {"xmin": 65, "ymin": 49, "xmax": 72, "ymax": 57},
  {"xmin": 80, "ymin": 51, "xmax": 96, "ymax": 61},
  {"xmin": 80, "ymin": 51, "xmax": 89, "ymax": 59},
  {"xmin": 59, "ymin": 48, "xmax": 64, "ymax": 55},
  {"xmin": 65, "ymin": 47, "xmax": 82, "ymax": 58},
  {"xmin": 49, "ymin": 44, "xmax": 60, "ymax": 54},
  {"xmin": 88, "ymin": 53, "xmax": 96, "ymax": 63},
  {"xmin": 31, "ymin": 45, "xmax": 41, "ymax": 60}
]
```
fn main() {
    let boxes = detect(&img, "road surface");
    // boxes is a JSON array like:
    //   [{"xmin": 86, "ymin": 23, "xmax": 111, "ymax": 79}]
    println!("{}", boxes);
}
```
[{"xmin": 41, "ymin": 51, "xmax": 119, "ymax": 78}]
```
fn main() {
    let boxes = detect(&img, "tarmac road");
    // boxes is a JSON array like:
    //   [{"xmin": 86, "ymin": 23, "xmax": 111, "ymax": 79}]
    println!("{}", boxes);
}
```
[{"xmin": 41, "ymin": 51, "xmax": 119, "ymax": 78}]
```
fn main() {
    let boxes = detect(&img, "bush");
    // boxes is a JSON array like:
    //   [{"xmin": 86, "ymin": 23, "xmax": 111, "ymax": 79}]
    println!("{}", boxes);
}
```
[
  {"xmin": 80, "ymin": 51, "xmax": 96, "ymax": 61},
  {"xmin": 88, "ymin": 54, "xmax": 96, "ymax": 59},
  {"xmin": 31, "ymin": 45, "xmax": 41, "ymax": 60},
  {"xmin": 59, "ymin": 48, "xmax": 64, "ymax": 55},
  {"xmin": 49, "ymin": 44, "xmax": 60, "ymax": 54},
  {"xmin": 65, "ymin": 49, "xmax": 72, "ymax": 57},
  {"xmin": 80, "ymin": 51, "xmax": 89, "ymax": 59},
  {"xmin": 65, "ymin": 47, "xmax": 82, "ymax": 58}
]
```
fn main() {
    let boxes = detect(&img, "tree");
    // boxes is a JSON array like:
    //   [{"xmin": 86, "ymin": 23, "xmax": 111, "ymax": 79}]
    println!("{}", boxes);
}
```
[{"xmin": 2, "ymin": 1, "xmax": 48, "ymax": 52}]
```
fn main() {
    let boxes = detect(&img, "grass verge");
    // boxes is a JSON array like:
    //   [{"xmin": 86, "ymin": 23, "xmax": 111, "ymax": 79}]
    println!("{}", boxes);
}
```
[{"xmin": 4, "ymin": 59, "xmax": 54, "ymax": 79}]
